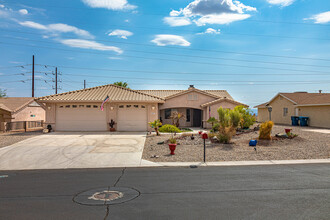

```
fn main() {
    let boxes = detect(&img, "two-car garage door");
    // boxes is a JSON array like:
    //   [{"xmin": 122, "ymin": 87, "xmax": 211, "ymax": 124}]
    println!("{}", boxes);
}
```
[
  {"xmin": 56, "ymin": 104, "xmax": 107, "ymax": 131},
  {"xmin": 56, "ymin": 104, "xmax": 147, "ymax": 131}
]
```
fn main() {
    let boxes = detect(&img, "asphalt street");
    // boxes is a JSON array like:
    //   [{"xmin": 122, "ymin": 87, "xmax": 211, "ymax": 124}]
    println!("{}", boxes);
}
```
[{"xmin": 0, "ymin": 164, "xmax": 329, "ymax": 220}]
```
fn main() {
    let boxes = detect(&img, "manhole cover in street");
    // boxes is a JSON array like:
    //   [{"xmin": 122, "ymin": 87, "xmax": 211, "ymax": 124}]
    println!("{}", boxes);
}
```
[
  {"xmin": 73, "ymin": 187, "xmax": 139, "ymax": 206},
  {"xmin": 89, "ymin": 190, "xmax": 123, "ymax": 201}
]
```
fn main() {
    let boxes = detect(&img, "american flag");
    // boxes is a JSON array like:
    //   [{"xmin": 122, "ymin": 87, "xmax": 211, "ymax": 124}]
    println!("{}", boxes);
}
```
[{"xmin": 100, "ymin": 95, "xmax": 109, "ymax": 111}]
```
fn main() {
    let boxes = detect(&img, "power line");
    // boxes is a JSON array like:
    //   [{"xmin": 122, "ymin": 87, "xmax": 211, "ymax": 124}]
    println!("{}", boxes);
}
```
[
  {"xmin": 1, "ymin": 41, "xmax": 330, "ymax": 74},
  {"xmin": 0, "ymin": 64, "xmax": 30, "ymax": 69},
  {"xmin": 34, "ymin": 64, "xmax": 330, "ymax": 76},
  {"xmin": 2, "ymin": 35, "xmax": 330, "ymax": 69},
  {"xmin": 1, "ymin": 29, "xmax": 330, "ymax": 62},
  {"xmin": 60, "ymin": 73, "xmax": 330, "ymax": 83}
]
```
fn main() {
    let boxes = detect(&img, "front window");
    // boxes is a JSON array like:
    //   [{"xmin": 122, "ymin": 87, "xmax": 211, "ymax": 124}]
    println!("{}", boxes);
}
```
[
  {"xmin": 186, "ymin": 109, "xmax": 190, "ymax": 122},
  {"xmin": 283, "ymin": 108, "xmax": 288, "ymax": 116},
  {"xmin": 165, "ymin": 109, "xmax": 171, "ymax": 119}
]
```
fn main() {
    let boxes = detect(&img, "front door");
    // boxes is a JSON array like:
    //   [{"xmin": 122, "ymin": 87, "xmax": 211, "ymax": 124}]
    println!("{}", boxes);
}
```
[{"xmin": 193, "ymin": 109, "xmax": 202, "ymax": 127}]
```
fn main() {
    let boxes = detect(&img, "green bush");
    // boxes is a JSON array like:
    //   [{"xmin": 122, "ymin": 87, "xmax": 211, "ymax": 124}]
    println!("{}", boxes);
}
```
[
  {"xmin": 234, "ymin": 105, "xmax": 256, "ymax": 129},
  {"xmin": 211, "ymin": 123, "xmax": 220, "ymax": 132},
  {"xmin": 159, "ymin": 124, "xmax": 181, "ymax": 133}
]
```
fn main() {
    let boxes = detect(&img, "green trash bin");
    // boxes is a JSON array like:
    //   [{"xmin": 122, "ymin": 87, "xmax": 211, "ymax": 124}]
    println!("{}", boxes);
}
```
[{"xmin": 299, "ymin": 116, "xmax": 309, "ymax": 126}]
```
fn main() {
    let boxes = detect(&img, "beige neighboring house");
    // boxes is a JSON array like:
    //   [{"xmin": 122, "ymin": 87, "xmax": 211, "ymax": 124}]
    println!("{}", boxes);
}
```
[
  {"xmin": 0, "ymin": 97, "xmax": 45, "ymax": 131},
  {"xmin": 255, "ymin": 92, "xmax": 330, "ymax": 128},
  {"xmin": 38, "ymin": 84, "xmax": 247, "ymax": 132}
]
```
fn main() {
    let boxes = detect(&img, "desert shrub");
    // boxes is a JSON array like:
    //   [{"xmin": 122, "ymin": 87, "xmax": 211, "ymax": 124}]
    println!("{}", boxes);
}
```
[
  {"xmin": 207, "ymin": 117, "xmax": 217, "ymax": 127},
  {"xmin": 216, "ymin": 107, "xmax": 241, "ymax": 143},
  {"xmin": 234, "ymin": 105, "xmax": 256, "ymax": 129},
  {"xmin": 211, "ymin": 123, "xmax": 220, "ymax": 132},
  {"xmin": 159, "ymin": 124, "xmax": 181, "ymax": 133},
  {"xmin": 208, "ymin": 132, "xmax": 217, "ymax": 139},
  {"xmin": 259, "ymin": 121, "xmax": 274, "ymax": 140},
  {"xmin": 217, "ymin": 127, "xmax": 236, "ymax": 144}
]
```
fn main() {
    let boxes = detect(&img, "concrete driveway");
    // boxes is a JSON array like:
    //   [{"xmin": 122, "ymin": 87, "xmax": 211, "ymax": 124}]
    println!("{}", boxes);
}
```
[{"xmin": 0, "ymin": 132, "xmax": 150, "ymax": 170}]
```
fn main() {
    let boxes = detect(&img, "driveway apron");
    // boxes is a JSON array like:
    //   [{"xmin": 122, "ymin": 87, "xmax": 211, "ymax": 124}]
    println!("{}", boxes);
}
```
[{"xmin": 0, "ymin": 132, "xmax": 146, "ymax": 170}]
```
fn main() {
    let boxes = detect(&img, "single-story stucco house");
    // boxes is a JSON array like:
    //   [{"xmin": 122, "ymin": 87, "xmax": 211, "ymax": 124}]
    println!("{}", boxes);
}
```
[
  {"xmin": 255, "ymin": 92, "xmax": 330, "ymax": 128},
  {"xmin": 0, "ymin": 97, "xmax": 45, "ymax": 131},
  {"xmin": 38, "ymin": 84, "xmax": 247, "ymax": 132}
]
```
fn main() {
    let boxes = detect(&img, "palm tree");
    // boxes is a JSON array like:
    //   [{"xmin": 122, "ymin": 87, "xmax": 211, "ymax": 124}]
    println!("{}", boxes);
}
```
[
  {"xmin": 149, "ymin": 120, "xmax": 162, "ymax": 136},
  {"xmin": 0, "ymin": 89, "xmax": 6, "ymax": 97},
  {"xmin": 114, "ymin": 81, "xmax": 129, "ymax": 88}
]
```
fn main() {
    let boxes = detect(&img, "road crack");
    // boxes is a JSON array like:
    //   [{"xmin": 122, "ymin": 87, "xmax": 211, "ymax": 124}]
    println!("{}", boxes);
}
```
[{"xmin": 113, "ymin": 167, "xmax": 126, "ymax": 187}]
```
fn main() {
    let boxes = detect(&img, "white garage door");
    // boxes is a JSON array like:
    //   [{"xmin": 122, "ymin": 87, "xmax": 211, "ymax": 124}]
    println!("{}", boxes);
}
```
[
  {"xmin": 117, "ymin": 104, "xmax": 147, "ymax": 131},
  {"xmin": 56, "ymin": 104, "xmax": 107, "ymax": 131}
]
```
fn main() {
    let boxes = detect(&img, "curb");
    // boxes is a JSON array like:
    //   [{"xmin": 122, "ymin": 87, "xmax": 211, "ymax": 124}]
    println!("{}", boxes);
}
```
[{"xmin": 146, "ymin": 159, "xmax": 330, "ymax": 167}]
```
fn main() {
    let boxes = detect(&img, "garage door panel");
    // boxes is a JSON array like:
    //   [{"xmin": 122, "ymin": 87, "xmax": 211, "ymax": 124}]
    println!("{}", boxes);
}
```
[
  {"xmin": 117, "ymin": 106, "xmax": 147, "ymax": 131},
  {"xmin": 56, "ymin": 106, "xmax": 107, "ymax": 131}
]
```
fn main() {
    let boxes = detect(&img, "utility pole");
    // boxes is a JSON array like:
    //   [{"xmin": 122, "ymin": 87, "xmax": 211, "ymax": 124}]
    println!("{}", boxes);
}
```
[
  {"xmin": 55, "ymin": 67, "xmax": 58, "ymax": 94},
  {"xmin": 84, "ymin": 80, "xmax": 86, "ymax": 89},
  {"xmin": 32, "ymin": 55, "xmax": 35, "ymax": 97}
]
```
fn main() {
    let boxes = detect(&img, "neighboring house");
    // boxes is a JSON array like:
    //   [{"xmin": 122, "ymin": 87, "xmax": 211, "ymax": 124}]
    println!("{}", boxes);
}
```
[
  {"xmin": 0, "ymin": 97, "xmax": 46, "ymax": 131},
  {"xmin": 255, "ymin": 92, "xmax": 330, "ymax": 128},
  {"xmin": 38, "ymin": 84, "xmax": 247, "ymax": 132}
]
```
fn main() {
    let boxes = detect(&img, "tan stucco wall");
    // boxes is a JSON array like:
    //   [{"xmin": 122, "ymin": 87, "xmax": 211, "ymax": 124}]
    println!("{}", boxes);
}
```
[
  {"xmin": 203, "ymin": 100, "xmax": 240, "ymax": 128},
  {"xmin": 266, "ymin": 95, "xmax": 295, "ymax": 125},
  {"xmin": 12, "ymin": 106, "xmax": 45, "ymax": 122},
  {"xmin": 298, "ymin": 105, "xmax": 330, "ymax": 128},
  {"xmin": 257, "ymin": 108, "xmax": 269, "ymax": 122},
  {"xmin": 43, "ymin": 102, "xmax": 159, "ymax": 132},
  {"xmin": 159, "ymin": 91, "xmax": 216, "ymax": 110}
]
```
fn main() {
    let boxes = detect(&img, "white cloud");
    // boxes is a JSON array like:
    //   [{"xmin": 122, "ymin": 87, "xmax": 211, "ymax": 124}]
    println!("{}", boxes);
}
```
[
  {"xmin": 108, "ymin": 56, "xmax": 122, "ymax": 60},
  {"xmin": 163, "ymin": 16, "xmax": 192, "ymax": 26},
  {"xmin": 19, "ymin": 9, "xmax": 28, "ymax": 15},
  {"xmin": 59, "ymin": 39, "xmax": 123, "ymax": 54},
  {"xmin": 108, "ymin": 29, "xmax": 133, "ymax": 39},
  {"xmin": 0, "ymin": 5, "xmax": 5, "ymax": 8},
  {"xmin": 194, "ymin": 13, "xmax": 251, "ymax": 25},
  {"xmin": 151, "ymin": 35, "xmax": 191, "ymax": 47},
  {"xmin": 305, "ymin": 11, "xmax": 330, "ymax": 24},
  {"xmin": 165, "ymin": 0, "xmax": 256, "ymax": 26},
  {"xmin": 19, "ymin": 21, "xmax": 47, "ymax": 30},
  {"xmin": 18, "ymin": 21, "xmax": 94, "ymax": 38},
  {"xmin": 197, "ymin": 28, "xmax": 221, "ymax": 35},
  {"xmin": 266, "ymin": 0, "xmax": 295, "ymax": 7},
  {"xmin": 81, "ymin": 0, "xmax": 136, "ymax": 11}
]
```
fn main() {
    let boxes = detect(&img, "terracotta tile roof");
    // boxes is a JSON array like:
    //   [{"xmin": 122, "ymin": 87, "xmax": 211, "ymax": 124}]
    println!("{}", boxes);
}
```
[
  {"xmin": 254, "ymin": 102, "xmax": 268, "ymax": 108},
  {"xmin": 137, "ymin": 89, "xmax": 233, "ymax": 99},
  {"xmin": 280, "ymin": 93, "xmax": 330, "ymax": 105},
  {"xmin": 254, "ymin": 92, "xmax": 330, "ymax": 108},
  {"xmin": 38, "ymin": 84, "xmax": 165, "ymax": 103},
  {"xmin": 201, "ymin": 98, "xmax": 248, "ymax": 108},
  {"xmin": 0, "ymin": 97, "xmax": 34, "ymax": 113}
]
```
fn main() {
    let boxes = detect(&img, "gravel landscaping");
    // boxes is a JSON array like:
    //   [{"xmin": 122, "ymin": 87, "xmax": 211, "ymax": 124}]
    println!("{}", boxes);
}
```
[
  {"xmin": 0, "ymin": 131, "xmax": 43, "ymax": 148},
  {"xmin": 143, "ymin": 124, "xmax": 330, "ymax": 162}
]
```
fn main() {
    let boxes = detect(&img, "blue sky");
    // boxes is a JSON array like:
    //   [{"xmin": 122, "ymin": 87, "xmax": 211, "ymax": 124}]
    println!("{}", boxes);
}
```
[{"xmin": 0, "ymin": 0, "xmax": 329, "ymax": 108}]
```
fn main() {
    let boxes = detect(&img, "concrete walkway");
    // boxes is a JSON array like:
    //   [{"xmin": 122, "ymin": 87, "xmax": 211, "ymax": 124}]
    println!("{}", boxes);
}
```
[{"xmin": 0, "ymin": 132, "xmax": 146, "ymax": 170}]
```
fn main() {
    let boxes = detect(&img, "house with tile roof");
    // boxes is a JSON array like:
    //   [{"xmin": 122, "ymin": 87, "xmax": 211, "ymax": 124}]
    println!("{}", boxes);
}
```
[
  {"xmin": 0, "ymin": 97, "xmax": 45, "ymax": 131},
  {"xmin": 255, "ymin": 92, "xmax": 330, "ymax": 128},
  {"xmin": 38, "ymin": 84, "xmax": 247, "ymax": 131}
]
